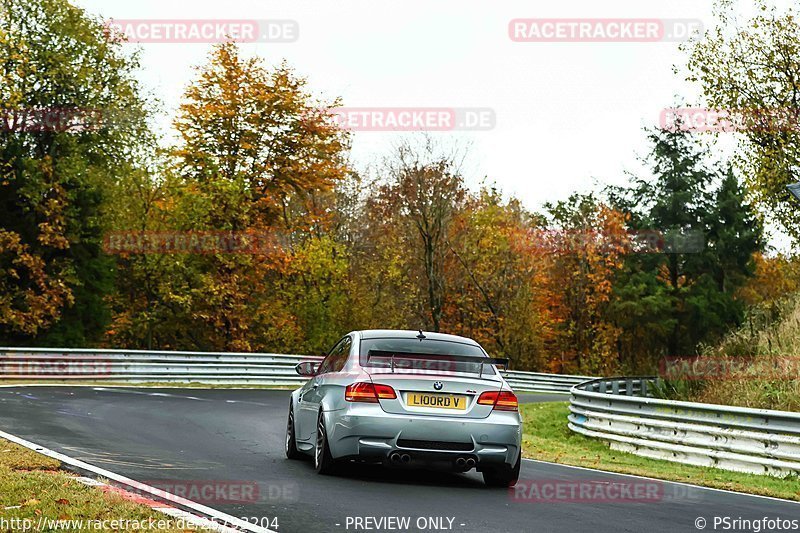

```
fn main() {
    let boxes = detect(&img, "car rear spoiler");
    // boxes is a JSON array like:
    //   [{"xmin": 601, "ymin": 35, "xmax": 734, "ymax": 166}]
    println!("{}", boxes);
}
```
[{"xmin": 365, "ymin": 350, "xmax": 510, "ymax": 377}]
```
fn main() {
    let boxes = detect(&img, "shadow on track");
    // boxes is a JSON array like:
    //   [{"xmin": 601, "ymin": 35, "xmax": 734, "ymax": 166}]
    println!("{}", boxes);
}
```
[{"xmin": 291, "ymin": 456, "xmax": 490, "ymax": 489}]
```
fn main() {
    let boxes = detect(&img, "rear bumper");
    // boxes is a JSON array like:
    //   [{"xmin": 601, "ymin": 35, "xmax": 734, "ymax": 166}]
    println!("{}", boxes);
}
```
[{"xmin": 324, "ymin": 404, "xmax": 521, "ymax": 468}]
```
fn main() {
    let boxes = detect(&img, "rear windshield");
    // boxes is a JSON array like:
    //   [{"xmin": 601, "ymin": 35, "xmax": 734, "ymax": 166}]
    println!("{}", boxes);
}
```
[{"xmin": 359, "ymin": 337, "xmax": 496, "ymax": 375}]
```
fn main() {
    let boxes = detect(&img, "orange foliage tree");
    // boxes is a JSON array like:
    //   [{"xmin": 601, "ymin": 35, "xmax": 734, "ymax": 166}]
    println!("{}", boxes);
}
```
[{"xmin": 541, "ymin": 196, "xmax": 628, "ymax": 375}]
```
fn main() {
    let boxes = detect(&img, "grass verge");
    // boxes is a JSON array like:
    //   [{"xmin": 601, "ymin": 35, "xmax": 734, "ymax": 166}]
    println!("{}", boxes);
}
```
[
  {"xmin": 0, "ymin": 438, "xmax": 200, "ymax": 532},
  {"xmin": 676, "ymin": 295, "xmax": 800, "ymax": 411},
  {"xmin": 521, "ymin": 402, "xmax": 800, "ymax": 502}
]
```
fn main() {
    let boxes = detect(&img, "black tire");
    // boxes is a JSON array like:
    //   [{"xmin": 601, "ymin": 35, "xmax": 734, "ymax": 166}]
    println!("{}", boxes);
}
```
[
  {"xmin": 285, "ymin": 403, "xmax": 303, "ymax": 460},
  {"xmin": 314, "ymin": 410, "xmax": 337, "ymax": 475},
  {"xmin": 482, "ymin": 450, "xmax": 521, "ymax": 487}
]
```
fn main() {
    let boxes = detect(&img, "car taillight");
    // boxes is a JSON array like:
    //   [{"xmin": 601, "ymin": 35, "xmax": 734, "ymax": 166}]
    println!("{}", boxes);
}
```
[
  {"xmin": 477, "ymin": 390, "xmax": 518, "ymax": 411},
  {"xmin": 373, "ymin": 383, "xmax": 397, "ymax": 399},
  {"xmin": 345, "ymin": 382, "xmax": 397, "ymax": 402}
]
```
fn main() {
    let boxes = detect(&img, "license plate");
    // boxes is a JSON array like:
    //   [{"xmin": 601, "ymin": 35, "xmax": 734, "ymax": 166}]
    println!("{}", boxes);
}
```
[{"xmin": 406, "ymin": 392, "xmax": 467, "ymax": 410}]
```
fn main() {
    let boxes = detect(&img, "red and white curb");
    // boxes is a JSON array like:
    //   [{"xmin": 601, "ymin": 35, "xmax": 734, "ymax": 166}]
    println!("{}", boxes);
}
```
[{"xmin": 0, "ymin": 429, "xmax": 276, "ymax": 533}]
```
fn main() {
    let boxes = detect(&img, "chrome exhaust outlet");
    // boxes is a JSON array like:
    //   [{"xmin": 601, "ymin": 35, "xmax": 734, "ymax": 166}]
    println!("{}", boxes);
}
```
[
  {"xmin": 389, "ymin": 452, "xmax": 402, "ymax": 464},
  {"xmin": 400, "ymin": 453, "xmax": 411, "ymax": 464},
  {"xmin": 465, "ymin": 458, "xmax": 476, "ymax": 468},
  {"xmin": 455, "ymin": 457, "xmax": 467, "ymax": 468}
]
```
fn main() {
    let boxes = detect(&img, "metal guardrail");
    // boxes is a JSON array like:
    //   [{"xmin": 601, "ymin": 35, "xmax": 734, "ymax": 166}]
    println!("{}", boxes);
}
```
[
  {"xmin": 503, "ymin": 370, "xmax": 594, "ymax": 394},
  {"xmin": 0, "ymin": 347, "xmax": 591, "ymax": 393},
  {"xmin": 569, "ymin": 377, "xmax": 800, "ymax": 478}
]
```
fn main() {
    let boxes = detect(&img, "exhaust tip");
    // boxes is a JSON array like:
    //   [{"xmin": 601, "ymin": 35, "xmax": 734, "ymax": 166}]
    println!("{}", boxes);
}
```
[
  {"xmin": 390, "ymin": 452, "xmax": 401, "ymax": 463},
  {"xmin": 465, "ymin": 458, "xmax": 476, "ymax": 468},
  {"xmin": 455, "ymin": 457, "xmax": 466, "ymax": 467},
  {"xmin": 400, "ymin": 453, "xmax": 411, "ymax": 464}
]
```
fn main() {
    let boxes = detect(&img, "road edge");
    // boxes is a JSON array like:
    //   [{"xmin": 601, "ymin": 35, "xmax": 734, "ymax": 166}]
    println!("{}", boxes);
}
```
[
  {"xmin": 0, "ymin": 428, "xmax": 277, "ymax": 533},
  {"xmin": 522, "ymin": 458, "xmax": 800, "ymax": 505}
]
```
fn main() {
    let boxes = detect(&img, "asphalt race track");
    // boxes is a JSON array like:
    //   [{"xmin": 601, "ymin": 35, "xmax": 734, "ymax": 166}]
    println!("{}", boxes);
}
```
[{"xmin": 0, "ymin": 387, "xmax": 797, "ymax": 532}]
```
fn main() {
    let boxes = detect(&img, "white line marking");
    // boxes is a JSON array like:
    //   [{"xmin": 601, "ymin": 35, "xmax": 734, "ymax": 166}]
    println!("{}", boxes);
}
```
[
  {"xmin": 2, "ymin": 384, "xmax": 277, "ymax": 406},
  {"xmin": 94, "ymin": 388, "xmax": 209, "ymax": 401},
  {"xmin": 0, "ymin": 429, "xmax": 276, "ymax": 532},
  {"xmin": 522, "ymin": 458, "xmax": 800, "ymax": 505}
]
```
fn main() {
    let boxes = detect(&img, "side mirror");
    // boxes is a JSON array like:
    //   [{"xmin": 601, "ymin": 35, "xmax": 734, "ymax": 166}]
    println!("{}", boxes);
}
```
[{"xmin": 295, "ymin": 361, "xmax": 319, "ymax": 377}]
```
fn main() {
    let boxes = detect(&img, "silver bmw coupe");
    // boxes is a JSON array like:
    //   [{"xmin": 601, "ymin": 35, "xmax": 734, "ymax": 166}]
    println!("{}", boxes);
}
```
[{"xmin": 285, "ymin": 329, "xmax": 522, "ymax": 487}]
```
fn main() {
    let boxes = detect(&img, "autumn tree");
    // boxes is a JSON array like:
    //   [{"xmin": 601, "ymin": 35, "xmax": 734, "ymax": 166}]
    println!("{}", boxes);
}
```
[
  {"xmin": 0, "ymin": 0, "xmax": 152, "ymax": 344},
  {"xmin": 347, "ymin": 176, "xmax": 420, "ymax": 333},
  {"xmin": 445, "ymin": 187, "xmax": 556, "ymax": 368},
  {"xmin": 104, "ymin": 157, "xmax": 196, "ymax": 350},
  {"xmin": 165, "ymin": 42, "xmax": 349, "ymax": 351},
  {"xmin": 737, "ymin": 252, "xmax": 800, "ymax": 307},
  {"xmin": 685, "ymin": 0, "xmax": 800, "ymax": 238},
  {"xmin": 370, "ymin": 139, "xmax": 466, "ymax": 332},
  {"xmin": 542, "ymin": 195, "xmax": 627, "ymax": 375}
]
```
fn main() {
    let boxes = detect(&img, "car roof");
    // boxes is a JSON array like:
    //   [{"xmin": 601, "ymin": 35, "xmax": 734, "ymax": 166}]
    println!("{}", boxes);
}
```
[{"xmin": 355, "ymin": 329, "xmax": 480, "ymax": 345}]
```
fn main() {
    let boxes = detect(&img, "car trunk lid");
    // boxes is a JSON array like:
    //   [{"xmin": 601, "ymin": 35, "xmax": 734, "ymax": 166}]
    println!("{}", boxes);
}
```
[{"xmin": 363, "ymin": 352, "xmax": 509, "ymax": 419}]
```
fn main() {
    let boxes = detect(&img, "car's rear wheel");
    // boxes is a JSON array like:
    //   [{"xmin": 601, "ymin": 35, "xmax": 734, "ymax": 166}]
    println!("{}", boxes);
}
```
[
  {"xmin": 482, "ymin": 450, "xmax": 521, "ymax": 487},
  {"xmin": 314, "ymin": 411, "xmax": 337, "ymax": 475},
  {"xmin": 285, "ymin": 403, "xmax": 303, "ymax": 460}
]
